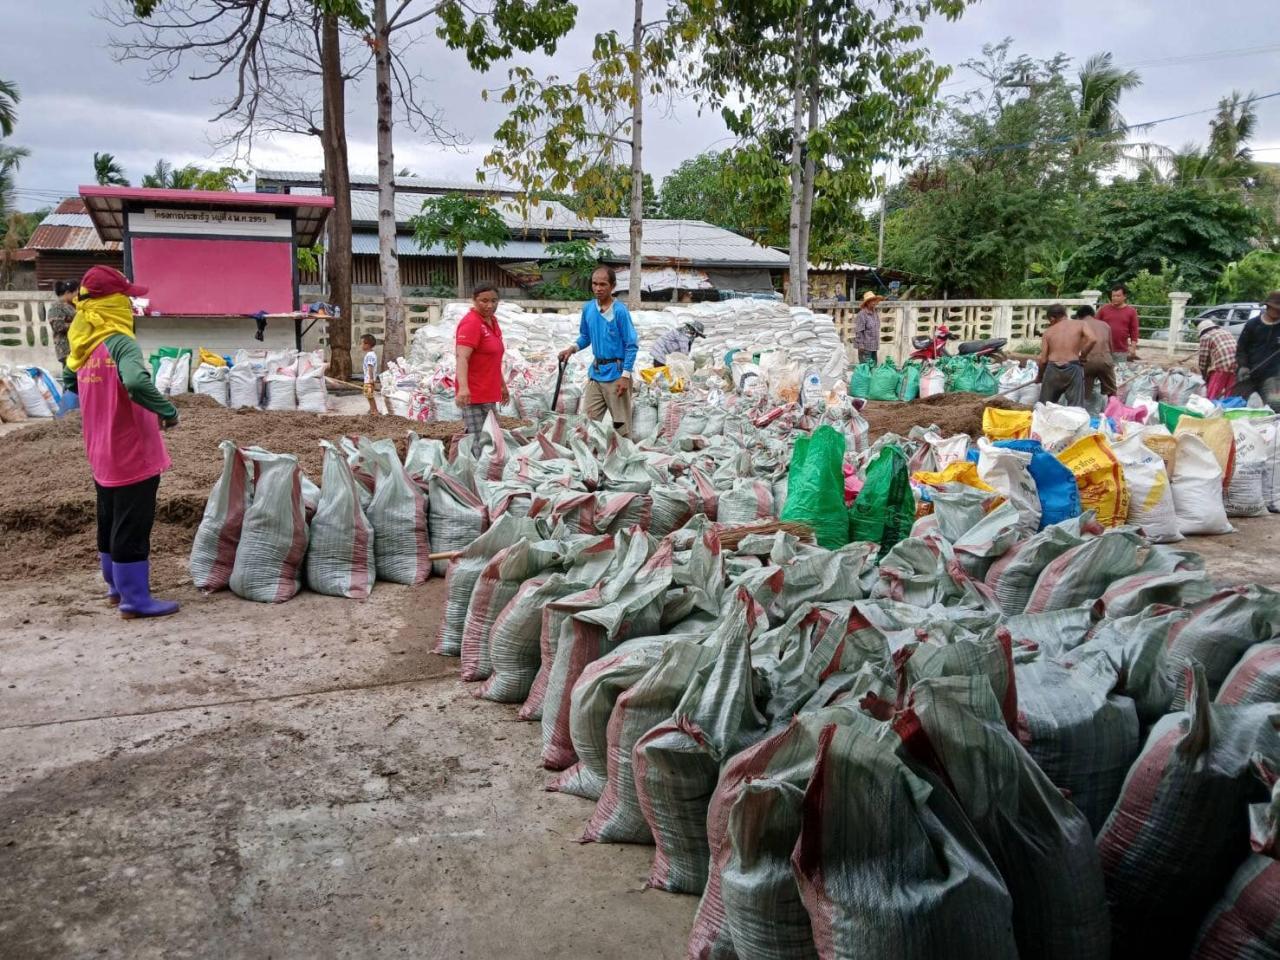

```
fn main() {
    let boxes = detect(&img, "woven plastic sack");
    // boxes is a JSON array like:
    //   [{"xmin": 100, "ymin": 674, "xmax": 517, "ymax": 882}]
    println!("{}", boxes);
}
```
[
  {"xmin": 1251, "ymin": 417, "xmax": 1280, "ymax": 511},
  {"xmin": 228, "ymin": 359, "xmax": 262, "ymax": 409},
  {"xmin": 1112, "ymin": 432, "xmax": 1181, "ymax": 542},
  {"xmin": 633, "ymin": 592, "xmax": 767, "ymax": 893},
  {"xmin": 1022, "ymin": 527, "xmax": 1143, "ymax": 615},
  {"xmin": 994, "ymin": 439, "xmax": 1081, "ymax": 529},
  {"xmin": 1164, "ymin": 585, "xmax": 1280, "ymax": 707},
  {"xmin": 867, "ymin": 359, "xmax": 902, "ymax": 401},
  {"xmin": 913, "ymin": 460, "xmax": 993, "ymax": 493},
  {"xmin": 191, "ymin": 362, "xmax": 229, "ymax": 405},
  {"xmin": 900, "ymin": 676, "xmax": 1110, "ymax": 960},
  {"xmin": 228, "ymin": 451, "xmax": 308, "ymax": 603},
  {"xmin": 780, "ymin": 426, "xmax": 849, "ymax": 550},
  {"xmin": 305, "ymin": 442, "xmax": 375, "ymax": 599},
  {"xmin": 435, "ymin": 514, "xmax": 544, "ymax": 657},
  {"xmin": 549, "ymin": 637, "xmax": 666, "ymax": 800},
  {"xmin": 982, "ymin": 407, "xmax": 1032, "ymax": 440},
  {"xmin": 848, "ymin": 444, "xmax": 913, "ymax": 555},
  {"xmin": 717, "ymin": 479, "xmax": 774, "ymax": 525},
  {"xmin": 264, "ymin": 369, "xmax": 297, "ymax": 411},
  {"xmin": 189, "ymin": 440, "xmax": 253, "ymax": 592},
  {"xmin": 972, "ymin": 361, "xmax": 999, "ymax": 395},
  {"xmin": 897, "ymin": 361, "xmax": 922, "ymax": 401},
  {"xmin": 1189, "ymin": 775, "xmax": 1280, "ymax": 960},
  {"xmin": 460, "ymin": 539, "xmax": 563, "ymax": 682},
  {"xmin": 1175, "ymin": 414, "xmax": 1237, "ymax": 478},
  {"xmin": 1031, "ymin": 402, "xmax": 1091, "ymax": 453},
  {"xmin": 984, "ymin": 516, "xmax": 1096, "ymax": 615},
  {"xmin": 1172, "ymin": 433, "xmax": 1234, "ymax": 535},
  {"xmin": 1069, "ymin": 607, "xmax": 1192, "ymax": 724},
  {"xmin": 582, "ymin": 638, "xmax": 715, "ymax": 844},
  {"xmin": 295, "ymin": 349, "xmax": 327, "ymax": 413},
  {"xmin": 362, "ymin": 439, "xmax": 431, "ymax": 586},
  {"xmin": 1058, "ymin": 433, "xmax": 1129, "ymax": 528},
  {"xmin": 1216, "ymin": 641, "xmax": 1280, "ymax": 706},
  {"xmin": 848, "ymin": 360, "xmax": 872, "ymax": 399},
  {"xmin": 9, "ymin": 368, "xmax": 53, "ymax": 417},
  {"xmin": 792, "ymin": 723, "xmax": 1019, "ymax": 960},
  {"xmin": 976, "ymin": 440, "xmax": 1041, "ymax": 534},
  {"xmin": 1226, "ymin": 418, "xmax": 1268, "ymax": 517},
  {"xmin": 540, "ymin": 537, "xmax": 673, "ymax": 771},
  {"xmin": 950, "ymin": 357, "xmax": 981, "ymax": 394},
  {"xmin": 427, "ymin": 473, "xmax": 485, "ymax": 576},
  {"xmin": 1098, "ymin": 666, "xmax": 1280, "ymax": 957},
  {"xmin": 952, "ymin": 501, "xmax": 1023, "ymax": 580},
  {"xmin": 649, "ymin": 484, "xmax": 696, "ymax": 537},
  {"xmin": 1015, "ymin": 654, "xmax": 1140, "ymax": 832},
  {"xmin": 919, "ymin": 362, "xmax": 946, "ymax": 398},
  {"xmin": 928, "ymin": 482, "xmax": 993, "ymax": 542}
]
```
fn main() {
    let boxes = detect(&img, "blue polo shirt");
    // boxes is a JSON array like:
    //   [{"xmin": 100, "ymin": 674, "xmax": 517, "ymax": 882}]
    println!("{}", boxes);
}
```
[{"xmin": 575, "ymin": 298, "xmax": 639, "ymax": 383}]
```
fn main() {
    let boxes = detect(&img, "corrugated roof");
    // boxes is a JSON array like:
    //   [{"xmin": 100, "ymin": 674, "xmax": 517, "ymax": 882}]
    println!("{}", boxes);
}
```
[
  {"xmin": 24, "ymin": 218, "xmax": 121, "ymax": 252},
  {"xmin": 350, "ymin": 234, "xmax": 552, "ymax": 259},
  {"xmin": 256, "ymin": 169, "xmax": 520, "ymax": 196},
  {"xmin": 592, "ymin": 218, "xmax": 789, "ymax": 268},
  {"xmin": 345, "ymin": 190, "xmax": 595, "ymax": 235}
]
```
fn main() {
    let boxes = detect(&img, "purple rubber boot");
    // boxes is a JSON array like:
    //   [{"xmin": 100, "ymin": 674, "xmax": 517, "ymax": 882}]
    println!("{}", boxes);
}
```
[
  {"xmin": 114, "ymin": 560, "xmax": 180, "ymax": 619},
  {"xmin": 100, "ymin": 552, "xmax": 120, "ymax": 606}
]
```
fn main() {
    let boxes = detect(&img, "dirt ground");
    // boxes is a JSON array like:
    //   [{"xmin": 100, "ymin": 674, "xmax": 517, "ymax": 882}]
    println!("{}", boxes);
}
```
[
  {"xmin": 2, "ymin": 395, "xmax": 1277, "ymax": 960},
  {"xmin": 860, "ymin": 391, "xmax": 1028, "ymax": 441}
]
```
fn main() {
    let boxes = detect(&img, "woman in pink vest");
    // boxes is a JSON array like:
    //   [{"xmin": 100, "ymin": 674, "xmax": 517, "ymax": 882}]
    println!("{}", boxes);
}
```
[{"xmin": 61, "ymin": 265, "xmax": 180, "ymax": 618}]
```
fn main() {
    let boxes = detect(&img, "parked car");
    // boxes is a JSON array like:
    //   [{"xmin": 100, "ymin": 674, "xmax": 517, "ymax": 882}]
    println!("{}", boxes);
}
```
[{"xmin": 1148, "ymin": 303, "xmax": 1261, "ymax": 342}]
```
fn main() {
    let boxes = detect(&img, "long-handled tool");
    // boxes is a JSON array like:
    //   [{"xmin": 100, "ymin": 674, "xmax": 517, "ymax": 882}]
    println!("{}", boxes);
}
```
[{"xmin": 550, "ymin": 357, "xmax": 568, "ymax": 412}]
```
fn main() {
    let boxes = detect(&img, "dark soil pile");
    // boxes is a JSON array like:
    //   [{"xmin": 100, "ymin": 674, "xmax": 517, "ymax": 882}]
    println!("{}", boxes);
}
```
[
  {"xmin": 861, "ymin": 392, "xmax": 1029, "ymax": 441},
  {"xmin": 0, "ymin": 394, "xmax": 519, "ymax": 582}
]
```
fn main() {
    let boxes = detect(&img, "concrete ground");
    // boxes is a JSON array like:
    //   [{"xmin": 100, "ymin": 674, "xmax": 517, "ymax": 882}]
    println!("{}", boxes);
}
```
[{"xmin": 2, "ymin": 511, "xmax": 1276, "ymax": 960}]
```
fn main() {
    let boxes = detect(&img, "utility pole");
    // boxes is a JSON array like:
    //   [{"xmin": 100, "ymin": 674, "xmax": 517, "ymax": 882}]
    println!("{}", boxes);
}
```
[{"xmin": 876, "ymin": 180, "xmax": 886, "ymax": 268}]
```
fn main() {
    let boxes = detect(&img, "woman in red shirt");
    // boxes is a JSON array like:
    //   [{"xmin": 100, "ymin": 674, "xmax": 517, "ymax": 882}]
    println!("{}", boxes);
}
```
[{"xmin": 455, "ymin": 284, "xmax": 508, "ymax": 452}]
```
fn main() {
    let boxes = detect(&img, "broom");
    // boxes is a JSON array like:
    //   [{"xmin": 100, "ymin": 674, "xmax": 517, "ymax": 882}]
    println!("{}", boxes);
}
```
[{"xmin": 714, "ymin": 519, "xmax": 815, "ymax": 550}]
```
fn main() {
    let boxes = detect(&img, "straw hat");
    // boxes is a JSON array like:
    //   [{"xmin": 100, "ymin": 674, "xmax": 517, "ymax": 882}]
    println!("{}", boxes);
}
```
[
  {"xmin": 860, "ymin": 291, "xmax": 885, "ymax": 307},
  {"xmin": 1196, "ymin": 318, "xmax": 1217, "ymax": 336}
]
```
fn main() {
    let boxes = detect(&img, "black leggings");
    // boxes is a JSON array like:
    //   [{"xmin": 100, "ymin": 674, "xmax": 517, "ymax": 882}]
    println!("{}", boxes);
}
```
[{"xmin": 95, "ymin": 475, "xmax": 160, "ymax": 563}]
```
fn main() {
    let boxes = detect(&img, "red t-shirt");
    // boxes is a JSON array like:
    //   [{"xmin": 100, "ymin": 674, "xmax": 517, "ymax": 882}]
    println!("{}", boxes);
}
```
[
  {"xmin": 455, "ymin": 308, "xmax": 505, "ymax": 403},
  {"xmin": 1097, "ymin": 304, "xmax": 1140, "ymax": 353}
]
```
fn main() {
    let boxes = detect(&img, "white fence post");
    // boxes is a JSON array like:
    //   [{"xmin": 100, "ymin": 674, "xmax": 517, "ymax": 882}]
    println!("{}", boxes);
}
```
[
  {"xmin": 1081, "ymin": 289, "xmax": 1102, "ymax": 306},
  {"xmin": 1168, "ymin": 292, "xmax": 1191, "ymax": 359}
]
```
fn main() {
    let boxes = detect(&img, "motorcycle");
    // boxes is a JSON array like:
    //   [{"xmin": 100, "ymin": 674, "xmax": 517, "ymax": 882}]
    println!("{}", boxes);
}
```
[{"xmin": 908, "ymin": 324, "xmax": 1007, "ymax": 363}]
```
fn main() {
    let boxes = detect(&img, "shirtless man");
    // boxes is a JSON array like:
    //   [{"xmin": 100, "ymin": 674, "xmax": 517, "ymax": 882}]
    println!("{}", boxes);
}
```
[{"xmin": 1037, "ymin": 303, "xmax": 1099, "ymax": 407}]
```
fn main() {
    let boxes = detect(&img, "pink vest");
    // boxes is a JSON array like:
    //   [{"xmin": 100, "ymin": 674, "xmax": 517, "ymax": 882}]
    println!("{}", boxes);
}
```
[{"xmin": 78, "ymin": 342, "xmax": 171, "ymax": 487}]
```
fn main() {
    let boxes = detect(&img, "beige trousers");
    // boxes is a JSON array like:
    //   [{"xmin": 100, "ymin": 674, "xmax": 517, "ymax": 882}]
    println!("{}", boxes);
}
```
[{"xmin": 583, "ymin": 377, "xmax": 633, "ymax": 437}]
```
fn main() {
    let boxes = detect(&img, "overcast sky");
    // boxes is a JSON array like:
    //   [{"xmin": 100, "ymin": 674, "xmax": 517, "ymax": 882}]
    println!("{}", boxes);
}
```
[{"xmin": 6, "ymin": 0, "xmax": 1280, "ymax": 211}]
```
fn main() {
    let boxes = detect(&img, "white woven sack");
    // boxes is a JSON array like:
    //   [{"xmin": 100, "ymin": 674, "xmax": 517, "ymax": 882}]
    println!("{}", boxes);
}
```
[
  {"xmin": 10, "ymin": 369, "xmax": 53, "ymax": 417},
  {"xmin": 1171, "ymin": 433, "xmax": 1233, "ymax": 535},
  {"xmin": 294, "ymin": 350, "xmax": 327, "ymax": 414},
  {"xmin": 1252, "ymin": 416, "xmax": 1280, "ymax": 511},
  {"xmin": 1112, "ymin": 433, "xmax": 1182, "ymax": 543},
  {"xmin": 1225, "ymin": 418, "xmax": 1268, "ymax": 517},
  {"xmin": 228, "ymin": 363, "xmax": 262, "ymax": 409},
  {"xmin": 192, "ymin": 363, "xmax": 229, "ymax": 406},
  {"xmin": 228, "ymin": 450, "xmax": 309, "ymax": 603},
  {"xmin": 1031, "ymin": 402, "xmax": 1090, "ymax": 453},
  {"xmin": 305, "ymin": 441, "xmax": 376, "ymax": 599},
  {"xmin": 976, "ymin": 439, "xmax": 1040, "ymax": 534},
  {"xmin": 189, "ymin": 440, "xmax": 253, "ymax": 591}
]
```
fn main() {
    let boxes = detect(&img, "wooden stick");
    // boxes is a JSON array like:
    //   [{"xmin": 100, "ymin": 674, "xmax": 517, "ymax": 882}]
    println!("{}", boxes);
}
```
[{"xmin": 428, "ymin": 550, "xmax": 461, "ymax": 562}]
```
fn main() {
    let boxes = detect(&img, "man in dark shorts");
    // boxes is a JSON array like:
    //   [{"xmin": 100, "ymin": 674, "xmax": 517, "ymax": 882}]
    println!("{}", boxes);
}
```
[
  {"xmin": 1076, "ymin": 305, "xmax": 1117, "ymax": 408},
  {"xmin": 1037, "ymin": 303, "xmax": 1100, "ymax": 407}
]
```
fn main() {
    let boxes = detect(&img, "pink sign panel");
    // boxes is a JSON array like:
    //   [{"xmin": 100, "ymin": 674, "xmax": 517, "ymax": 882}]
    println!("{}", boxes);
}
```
[{"xmin": 129, "ymin": 236, "xmax": 295, "ymax": 315}]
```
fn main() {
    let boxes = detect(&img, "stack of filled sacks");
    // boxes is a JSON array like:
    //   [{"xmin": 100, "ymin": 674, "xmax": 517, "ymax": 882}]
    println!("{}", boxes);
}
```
[{"xmin": 426, "ymin": 415, "xmax": 1279, "ymax": 958}]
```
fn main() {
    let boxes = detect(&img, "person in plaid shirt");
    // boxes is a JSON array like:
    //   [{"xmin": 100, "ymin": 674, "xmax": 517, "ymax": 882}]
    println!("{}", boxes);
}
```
[
  {"xmin": 853, "ymin": 291, "xmax": 884, "ymax": 363},
  {"xmin": 1196, "ymin": 318, "xmax": 1237, "ymax": 399}
]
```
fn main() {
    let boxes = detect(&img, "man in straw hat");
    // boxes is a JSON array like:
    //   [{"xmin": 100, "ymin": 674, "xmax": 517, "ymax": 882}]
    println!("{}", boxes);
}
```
[
  {"xmin": 854, "ymin": 290, "xmax": 884, "ymax": 364},
  {"xmin": 1236, "ymin": 291, "xmax": 1280, "ymax": 409},
  {"xmin": 1196, "ymin": 316, "xmax": 1238, "ymax": 400}
]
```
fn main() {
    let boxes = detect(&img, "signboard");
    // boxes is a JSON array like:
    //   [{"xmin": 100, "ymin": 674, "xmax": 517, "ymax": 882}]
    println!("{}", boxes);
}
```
[{"xmin": 127, "ymin": 207, "xmax": 292, "ymax": 239}]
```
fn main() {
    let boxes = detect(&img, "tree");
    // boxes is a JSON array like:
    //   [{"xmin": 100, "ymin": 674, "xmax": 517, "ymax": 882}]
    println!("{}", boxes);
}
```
[
  {"xmin": 408, "ymin": 195, "xmax": 509, "ymax": 296},
  {"xmin": 1074, "ymin": 51, "xmax": 1141, "ymax": 160},
  {"xmin": 684, "ymin": 0, "xmax": 969, "ymax": 304},
  {"xmin": 656, "ymin": 149, "xmax": 789, "ymax": 246},
  {"xmin": 94, "ymin": 152, "xmax": 131, "ymax": 187},
  {"xmin": 555, "ymin": 162, "xmax": 656, "ymax": 218},
  {"xmin": 138, "ymin": 159, "xmax": 245, "ymax": 190},
  {"xmin": 0, "ymin": 79, "xmax": 18, "ymax": 138},
  {"xmin": 484, "ymin": 0, "xmax": 685, "ymax": 311},
  {"xmin": 0, "ymin": 145, "xmax": 25, "ymax": 222},
  {"xmin": 1209, "ymin": 90, "xmax": 1258, "ymax": 165},
  {"xmin": 1072, "ymin": 180, "xmax": 1258, "ymax": 300},
  {"xmin": 1217, "ymin": 250, "xmax": 1280, "ymax": 303}
]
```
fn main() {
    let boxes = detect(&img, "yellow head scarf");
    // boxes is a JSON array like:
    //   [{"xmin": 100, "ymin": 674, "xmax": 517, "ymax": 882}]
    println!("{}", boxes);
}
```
[{"xmin": 65, "ymin": 292, "xmax": 137, "ymax": 372}]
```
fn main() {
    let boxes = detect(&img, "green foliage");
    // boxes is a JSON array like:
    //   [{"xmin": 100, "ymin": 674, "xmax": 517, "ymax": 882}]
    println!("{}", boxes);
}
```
[
  {"xmin": 1072, "ymin": 180, "xmax": 1258, "ymax": 301},
  {"xmin": 409, "ymin": 274, "xmax": 464, "ymax": 298},
  {"xmin": 553, "ymin": 162, "xmax": 656, "ymax": 218},
  {"xmin": 1125, "ymin": 262, "xmax": 1184, "ymax": 313},
  {"xmin": 296, "ymin": 243, "xmax": 325, "ymax": 275},
  {"xmin": 139, "ymin": 159, "xmax": 245, "ymax": 190},
  {"xmin": 657, "ymin": 149, "xmax": 790, "ymax": 247},
  {"xmin": 1217, "ymin": 250, "xmax": 1280, "ymax": 303},
  {"xmin": 93, "ymin": 151, "xmax": 130, "ymax": 187},
  {"xmin": 536, "ymin": 238, "xmax": 614, "ymax": 298},
  {"xmin": 409, "ymin": 195, "xmax": 510, "ymax": 252},
  {"xmin": 0, "ymin": 143, "xmax": 26, "ymax": 221},
  {"xmin": 435, "ymin": 0, "xmax": 578, "ymax": 70},
  {"xmin": 0, "ymin": 79, "xmax": 17, "ymax": 139}
]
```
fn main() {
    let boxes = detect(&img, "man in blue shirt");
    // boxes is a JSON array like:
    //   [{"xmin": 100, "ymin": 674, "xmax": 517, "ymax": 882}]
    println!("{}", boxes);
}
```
[{"xmin": 558, "ymin": 265, "xmax": 640, "ymax": 436}]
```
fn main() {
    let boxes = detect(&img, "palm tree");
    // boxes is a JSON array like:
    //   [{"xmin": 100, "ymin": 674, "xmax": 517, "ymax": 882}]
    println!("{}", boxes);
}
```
[
  {"xmin": 1209, "ymin": 90, "xmax": 1258, "ymax": 165},
  {"xmin": 0, "ymin": 143, "xmax": 29, "ymax": 219},
  {"xmin": 1075, "ymin": 52, "xmax": 1142, "ymax": 158},
  {"xmin": 0, "ymin": 79, "xmax": 18, "ymax": 138},
  {"xmin": 140, "ymin": 159, "xmax": 174, "ymax": 188},
  {"xmin": 93, "ymin": 152, "xmax": 130, "ymax": 186}
]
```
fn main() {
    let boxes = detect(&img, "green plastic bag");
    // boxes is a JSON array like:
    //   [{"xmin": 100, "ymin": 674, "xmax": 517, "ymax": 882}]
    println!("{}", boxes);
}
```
[
  {"xmin": 972, "ymin": 361, "xmax": 998, "ymax": 396},
  {"xmin": 849, "ymin": 361, "xmax": 873, "ymax": 399},
  {"xmin": 897, "ymin": 361, "xmax": 922, "ymax": 402},
  {"xmin": 149, "ymin": 346, "xmax": 193, "ymax": 378},
  {"xmin": 848, "ymin": 444, "xmax": 914, "ymax": 555},
  {"xmin": 868, "ymin": 360, "xmax": 903, "ymax": 401},
  {"xmin": 781, "ymin": 426, "xmax": 850, "ymax": 550},
  {"xmin": 1158, "ymin": 401, "xmax": 1202, "ymax": 432},
  {"xmin": 950, "ymin": 358, "xmax": 980, "ymax": 393}
]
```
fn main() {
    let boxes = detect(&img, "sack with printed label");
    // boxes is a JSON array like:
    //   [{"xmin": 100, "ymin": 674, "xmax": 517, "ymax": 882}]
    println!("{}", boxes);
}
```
[{"xmin": 1058, "ymin": 433, "xmax": 1129, "ymax": 528}]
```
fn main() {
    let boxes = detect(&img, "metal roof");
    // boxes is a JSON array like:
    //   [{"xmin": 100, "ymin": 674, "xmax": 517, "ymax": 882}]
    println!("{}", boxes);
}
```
[
  {"xmin": 79, "ymin": 186, "xmax": 334, "ymax": 246},
  {"xmin": 344, "ymin": 189, "xmax": 597, "ymax": 235},
  {"xmin": 256, "ymin": 168, "xmax": 521, "ymax": 196},
  {"xmin": 350, "ymin": 234, "xmax": 552, "ymax": 260},
  {"xmin": 592, "ymin": 218, "xmax": 790, "ymax": 268}
]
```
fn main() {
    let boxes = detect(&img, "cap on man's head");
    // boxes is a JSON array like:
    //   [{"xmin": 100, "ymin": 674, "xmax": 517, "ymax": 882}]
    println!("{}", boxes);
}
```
[
  {"xmin": 1267, "ymin": 290, "xmax": 1280, "ymax": 308},
  {"xmin": 1197, "ymin": 318, "xmax": 1218, "ymax": 335},
  {"xmin": 80, "ymin": 265, "xmax": 148, "ymax": 298}
]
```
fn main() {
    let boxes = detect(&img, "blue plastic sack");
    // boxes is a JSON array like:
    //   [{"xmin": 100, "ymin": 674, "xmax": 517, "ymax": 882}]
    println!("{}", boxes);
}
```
[
  {"xmin": 994, "ymin": 439, "xmax": 1081, "ymax": 529},
  {"xmin": 1216, "ymin": 396, "xmax": 1246, "ymax": 409}
]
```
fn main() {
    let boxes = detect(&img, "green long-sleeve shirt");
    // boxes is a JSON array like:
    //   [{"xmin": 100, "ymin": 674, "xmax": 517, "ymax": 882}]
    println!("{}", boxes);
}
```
[{"xmin": 61, "ymin": 334, "xmax": 178, "ymax": 420}]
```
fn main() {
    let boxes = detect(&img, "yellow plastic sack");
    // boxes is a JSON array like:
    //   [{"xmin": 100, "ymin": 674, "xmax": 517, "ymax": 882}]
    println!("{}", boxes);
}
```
[
  {"xmin": 1059, "ymin": 433, "xmax": 1130, "ymax": 528},
  {"xmin": 639, "ymin": 365, "xmax": 684, "ymax": 392},
  {"xmin": 1173, "ymin": 416, "xmax": 1235, "ymax": 481},
  {"xmin": 982, "ymin": 407, "xmax": 1032, "ymax": 441},
  {"xmin": 912, "ymin": 461, "xmax": 994, "ymax": 492},
  {"xmin": 199, "ymin": 348, "xmax": 227, "ymax": 368}
]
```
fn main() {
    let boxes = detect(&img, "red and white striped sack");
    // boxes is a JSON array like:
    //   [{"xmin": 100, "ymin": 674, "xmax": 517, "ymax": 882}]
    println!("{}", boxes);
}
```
[
  {"xmin": 190, "ymin": 440, "xmax": 253, "ymax": 592},
  {"xmin": 459, "ymin": 539, "xmax": 563, "ymax": 682},
  {"xmin": 1021, "ymin": 528, "xmax": 1145, "ymax": 615},
  {"xmin": 716, "ymin": 479, "xmax": 775, "ymax": 525},
  {"xmin": 305, "ymin": 441, "xmax": 375, "ymax": 599},
  {"xmin": 983, "ymin": 514, "xmax": 1101, "ymax": 615},
  {"xmin": 1096, "ymin": 665, "xmax": 1280, "ymax": 958},
  {"xmin": 362, "ymin": 438, "xmax": 431, "ymax": 586},
  {"xmin": 427, "ymin": 472, "xmax": 486, "ymax": 577},
  {"xmin": 1164, "ymin": 585, "xmax": 1280, "ymax": 708},
  {"xmin": 1216, "ymin": 641, "xmax": 1280, "ymax": 706},
  {"xmin": 228, "ymin": 450, "xmax": 309, "ymax": 603}
]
